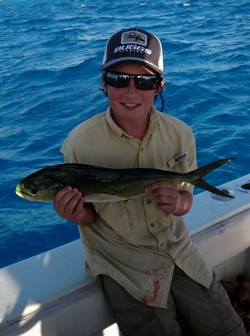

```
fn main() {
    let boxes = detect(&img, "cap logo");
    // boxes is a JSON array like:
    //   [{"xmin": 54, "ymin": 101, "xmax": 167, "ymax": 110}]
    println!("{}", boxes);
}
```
[{"xmin": 121, "ymin": 31, "xmax": 147, "ymax": 46}]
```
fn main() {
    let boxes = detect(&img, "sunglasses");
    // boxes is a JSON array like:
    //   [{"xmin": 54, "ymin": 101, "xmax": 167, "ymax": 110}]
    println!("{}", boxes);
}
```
[{"xmin": 104, "ymin": 71, "xmax": 163, "ymax": 90}]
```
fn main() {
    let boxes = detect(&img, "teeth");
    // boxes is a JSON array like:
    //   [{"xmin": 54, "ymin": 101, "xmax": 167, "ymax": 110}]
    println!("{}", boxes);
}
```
[{"xmin": 123, "ymin": 103, "xmax": 138, "ymax": 108}]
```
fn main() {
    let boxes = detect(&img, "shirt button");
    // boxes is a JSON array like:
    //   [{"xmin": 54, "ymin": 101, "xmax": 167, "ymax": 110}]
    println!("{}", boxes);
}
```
[
  {"xmin": 150, "ymin": 222, "xmax": 155, "ymax": 228},
  {"xmin": 146, "ymin": 199, "xmax": 152, "ymax": 204}
]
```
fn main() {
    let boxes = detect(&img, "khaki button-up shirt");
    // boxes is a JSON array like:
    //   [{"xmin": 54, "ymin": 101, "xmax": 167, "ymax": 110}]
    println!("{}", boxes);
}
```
[{"xmin": 61, "ymin": 106, "xmax": 213, "ymax": 308}]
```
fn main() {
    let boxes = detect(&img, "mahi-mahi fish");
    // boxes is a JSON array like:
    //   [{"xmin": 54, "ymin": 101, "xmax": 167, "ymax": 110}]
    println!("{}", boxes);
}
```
[{"xmin": 15, "ymin": 158, "xmax": 235, "ymax": 202}]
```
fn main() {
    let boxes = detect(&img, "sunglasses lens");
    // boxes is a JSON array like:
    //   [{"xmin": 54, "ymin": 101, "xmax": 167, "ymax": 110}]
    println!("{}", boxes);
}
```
[
  {"xmin": 105, "ymin": 72, "xmax": 162, "ymax": 90},
  {"xmin": 105, "ymin": 73, "xmax": 129, "ymax": 88},
  {"xmin": 135, "ymin": 76, "xmax": 160, "ymax": 90}
]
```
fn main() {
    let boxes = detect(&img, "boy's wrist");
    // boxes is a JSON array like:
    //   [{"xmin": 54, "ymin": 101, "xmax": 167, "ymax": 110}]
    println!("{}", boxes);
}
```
[
  {"xmin": 77, "ymin": 204, "xmax": 97, "ymax": 226},
  {"xmin": 173, "ymin": 191, "xmax": 193, "ymax": 216}
]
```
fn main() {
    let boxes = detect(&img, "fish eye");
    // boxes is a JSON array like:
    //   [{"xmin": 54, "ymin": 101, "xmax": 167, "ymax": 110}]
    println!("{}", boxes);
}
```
[{"xmin": 30, "ymin": 188, "xmax": 39, "ymax": 196}]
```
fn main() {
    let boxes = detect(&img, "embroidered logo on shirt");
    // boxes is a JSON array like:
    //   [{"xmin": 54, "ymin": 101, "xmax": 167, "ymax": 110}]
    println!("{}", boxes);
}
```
[{"xmin": 174, "ymin": 152, "xmax": 188, "ymax": 164}]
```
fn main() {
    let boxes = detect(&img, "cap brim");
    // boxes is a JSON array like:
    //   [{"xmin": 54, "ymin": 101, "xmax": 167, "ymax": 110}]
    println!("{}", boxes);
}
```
[{"xmin": 101, "ymin": 58, "xmax": 163, "ymax": 75}]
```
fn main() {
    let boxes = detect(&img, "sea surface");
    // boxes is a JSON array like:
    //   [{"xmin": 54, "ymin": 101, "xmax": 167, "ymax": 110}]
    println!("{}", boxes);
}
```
[{"xmin": 0, "ymin": 0, "xmax": 249, "ymax": 268}]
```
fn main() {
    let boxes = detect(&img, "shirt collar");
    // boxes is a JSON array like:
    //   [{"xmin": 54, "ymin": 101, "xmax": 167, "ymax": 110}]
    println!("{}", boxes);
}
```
[{"xmin": 105, "ymin": 106, "xmax": 160, "ymax": 141}]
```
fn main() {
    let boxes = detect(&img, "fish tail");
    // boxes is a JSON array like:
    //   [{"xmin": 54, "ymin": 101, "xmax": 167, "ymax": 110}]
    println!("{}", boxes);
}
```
[{"xmin": 190, "ymin": 158, "xmax": 235, "ymax": 198}]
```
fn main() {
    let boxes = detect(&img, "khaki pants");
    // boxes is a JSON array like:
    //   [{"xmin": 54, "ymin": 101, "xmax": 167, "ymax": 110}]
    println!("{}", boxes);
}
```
[{"xmin": 100, "ymin": 266, "xmax": 245, "ymax": 336}]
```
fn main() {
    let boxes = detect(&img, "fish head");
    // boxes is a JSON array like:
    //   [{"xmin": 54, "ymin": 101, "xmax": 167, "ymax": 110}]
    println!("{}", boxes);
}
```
[{"xmin": 15, "ymin": 172, "xmax": 64, "ymax": 202}]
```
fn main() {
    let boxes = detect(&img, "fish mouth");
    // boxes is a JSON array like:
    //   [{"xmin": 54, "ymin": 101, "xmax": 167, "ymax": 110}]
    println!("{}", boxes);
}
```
[{"xmin": 15, "ymin": 185, "xmax": 32, "ymax": 199}]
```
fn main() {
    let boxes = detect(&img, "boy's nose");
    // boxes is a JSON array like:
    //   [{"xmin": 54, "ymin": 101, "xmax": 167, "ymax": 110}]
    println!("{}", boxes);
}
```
[{"xmin": 126, "ymin": 78, "xmax": 137, "ymax": 91}]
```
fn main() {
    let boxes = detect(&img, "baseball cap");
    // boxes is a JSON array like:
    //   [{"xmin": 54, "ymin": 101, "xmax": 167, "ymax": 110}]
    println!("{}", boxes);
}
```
[{"xmin": 101, "ymin": 27, "xmax": 164, "ymax": 75}]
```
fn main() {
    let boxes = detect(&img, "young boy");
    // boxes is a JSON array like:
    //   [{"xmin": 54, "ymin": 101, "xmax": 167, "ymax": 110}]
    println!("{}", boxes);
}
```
[{"xmin": 54, "ymin": 28, "xmax": 245, "ymax": 335}]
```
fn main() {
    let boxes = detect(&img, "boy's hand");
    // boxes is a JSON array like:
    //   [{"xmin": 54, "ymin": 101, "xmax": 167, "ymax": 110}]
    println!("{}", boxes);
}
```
[
  {"xmin": 145, "ymin": 182, "xmax": 193, "ymax": 216},
  {"xmin": 53, "ymin": 187, "xmax": 97, "ymax": 226}
]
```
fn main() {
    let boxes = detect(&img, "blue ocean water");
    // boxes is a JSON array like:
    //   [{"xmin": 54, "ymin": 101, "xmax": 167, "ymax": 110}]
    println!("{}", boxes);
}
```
[{"xmin": 0, "ymin": 0, "xmax": 249, "ymax": 268}]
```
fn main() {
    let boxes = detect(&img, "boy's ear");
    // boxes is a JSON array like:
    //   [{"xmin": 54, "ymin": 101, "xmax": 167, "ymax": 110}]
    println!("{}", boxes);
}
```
[
  {"xmin": 159, "ymin": 80, "xmax": 165, "ymax": 92},
  {"xmin": 156, "ymin": 83, "xmax": 164, "ymax": 95},
  {"xmin": 101, "ymin": 76, "xmax": 108, "ymax": 97},
  {"xmin": 103, "ymin": 84, "xmax": 108, "ymax": 97}
]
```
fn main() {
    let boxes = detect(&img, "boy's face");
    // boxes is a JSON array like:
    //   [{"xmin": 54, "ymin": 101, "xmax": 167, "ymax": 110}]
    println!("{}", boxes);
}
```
[{"xmin": 103, "ymin": 62, "xmax": 160, "ymax": 130}]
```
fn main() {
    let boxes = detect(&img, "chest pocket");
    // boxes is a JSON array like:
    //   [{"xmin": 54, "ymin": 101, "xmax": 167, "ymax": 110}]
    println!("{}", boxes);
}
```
[
  {"xmin": 167, "ymin": 152, "xmax": 188, "ymax": 170},
  {"xmin": 166, "ymin": 152, "xmax": 194, "ymax": 193}
]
